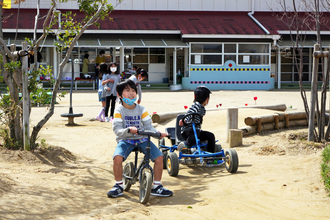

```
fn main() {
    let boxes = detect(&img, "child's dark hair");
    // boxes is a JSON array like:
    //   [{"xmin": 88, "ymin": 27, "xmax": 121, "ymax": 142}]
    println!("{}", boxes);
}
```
[
  {"xmin": 116, "ymin": 79, "xmax": 138, "ymax": 104},
  {"xmin": 194, "ymin": 86, "xmax": 212, "ymax": 104},
  {"xmin": 135, "ymin": 68, "xmax": 148, "ymax": 78},
  {"xmin": 84, "ymin": 54, "xmax": 89, "ymax": 59},
  {"xmin": 98, "ymin": 63, "xmax": 107, "ymax": 80},
  {"xmin": 108, "ymin": 62, "xmax": 119, "ymax": 74},
  {"xmin": 140, "ymin": 69, "xmax": 148, "ymax": 78}
]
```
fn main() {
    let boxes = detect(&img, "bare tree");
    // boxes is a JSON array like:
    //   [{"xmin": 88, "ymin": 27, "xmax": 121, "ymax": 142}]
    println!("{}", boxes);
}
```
[
  {"xmin": 275, "ymin": 0, "xmax": 330, "ymax": 142},
  {"xmin": 0, "ymin": 0, "xmax": 122, "ymax": 149}
]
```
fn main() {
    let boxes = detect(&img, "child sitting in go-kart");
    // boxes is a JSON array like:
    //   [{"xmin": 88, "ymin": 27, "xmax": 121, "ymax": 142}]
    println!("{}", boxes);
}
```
[{"xmin": 178, "ymin": 86, "xmax": 215, "ymax": 153}]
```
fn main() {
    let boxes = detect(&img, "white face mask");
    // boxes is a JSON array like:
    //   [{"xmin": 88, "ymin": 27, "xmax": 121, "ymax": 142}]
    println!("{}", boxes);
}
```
[
  {"xmin": 110, "ymin": 67, "xmax": 117, "ymax": 72},
  {"xmin": 100, "ymin": 54, "xmax": 104, "ymax": 57}
]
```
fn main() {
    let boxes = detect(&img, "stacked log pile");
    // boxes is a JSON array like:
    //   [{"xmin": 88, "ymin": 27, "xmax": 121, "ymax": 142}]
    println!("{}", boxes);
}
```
[{"xmin": 240, "ymin": 111, "xmax": 328, "ymax": 136}]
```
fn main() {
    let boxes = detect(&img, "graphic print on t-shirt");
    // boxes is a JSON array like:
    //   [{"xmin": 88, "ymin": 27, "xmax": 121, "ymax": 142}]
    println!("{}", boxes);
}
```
[{"xmin": 124, "ymin": 115, "xmax": 141, "ymax": 129}]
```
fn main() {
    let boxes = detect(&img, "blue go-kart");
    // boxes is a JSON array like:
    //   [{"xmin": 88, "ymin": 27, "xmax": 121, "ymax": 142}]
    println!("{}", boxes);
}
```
[{"xmin": 158, "ymin": 113, "xmax": 239, "ymax": 177}]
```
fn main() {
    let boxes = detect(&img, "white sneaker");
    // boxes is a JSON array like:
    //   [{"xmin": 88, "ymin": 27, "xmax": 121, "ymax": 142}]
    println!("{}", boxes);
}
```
[
  {"xmin": 105, "ymin": 117, "xmax": 110, "ymax": 122},
  {"xmin": 110, "ymin": 117, "xmax": 114, "ymax": 123}
]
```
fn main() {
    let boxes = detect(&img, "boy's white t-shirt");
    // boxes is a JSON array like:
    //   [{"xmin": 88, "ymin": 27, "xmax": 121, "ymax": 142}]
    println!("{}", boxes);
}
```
[{"xmin": 112, "ymin": 104, "xmax": 158, "ymax": 143}]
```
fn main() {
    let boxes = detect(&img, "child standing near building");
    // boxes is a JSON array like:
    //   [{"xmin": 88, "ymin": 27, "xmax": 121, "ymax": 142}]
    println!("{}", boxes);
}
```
[
  {"xmin": 95, "ymin": 63, "xmax": 108, "ymax": 122},
  {"xmin": 108, "ymin": 79, "xmax": 173, "ymax": 198},
  {"xmin": 128, "ymin": 68, "xmax": 148, "ymax": 104},
  {"xmin": 178, "ymin": 86, "xmax": 216, "ymax": 153},
  {"xmin": 102, "ymin": 62, "xmax": 121, "ymax": 122}
]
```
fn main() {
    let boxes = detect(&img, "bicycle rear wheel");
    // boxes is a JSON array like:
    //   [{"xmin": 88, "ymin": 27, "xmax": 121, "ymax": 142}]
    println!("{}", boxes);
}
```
[{"xmin": 139, "ymin": 169, "xmax": 152, "ymax": 204}]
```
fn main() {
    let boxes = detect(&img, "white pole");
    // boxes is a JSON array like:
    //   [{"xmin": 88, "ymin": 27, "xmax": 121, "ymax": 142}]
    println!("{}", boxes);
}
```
[
  {"xmin": 184, "ymin": 48, "xmax": 188, "ymax": 77},
  {"xmin": 53, "ymin": 47, "xmax": 58, "ymax": 79},
  {"xmin": 120, "ymin": 47, "xmax": 124, "ymax": 73},
  {"xmin": 277, "ymin": 48, "xmax": 281, "ymax": 89},
  {"xmin": 173, "ymin": 48, "xmax": 177, "ymax": 85},
  {"xmin": 22, "ymin": 42, "xmax": 30, "ymax": 150}
]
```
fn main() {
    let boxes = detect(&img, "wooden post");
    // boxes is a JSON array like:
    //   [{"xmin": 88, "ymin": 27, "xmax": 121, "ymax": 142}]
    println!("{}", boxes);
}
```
[
  {"xmin": 274, "ymin": 114, "xmax": 279, "ymax": 130},
  {"xmin": 256, "ymin": 118, "xmax": 262, "ymax": 133},
  {"xmin": 284, "ymin": 113, "xmax": 290, "ymax": 128},
  {"xmin": 309, "ymin": 44, "xmax": 320, "ymax": 141},
  {"xmin": 22, "ymin": 42, "xmax": 30, "ymax": 150},
  {"xmin": 229, "ymin": 129, "xmax": 243, "ymax": 148},
  {"xmin": 226, "ymin": 108, "xmax": 238, "ymax": 142}
]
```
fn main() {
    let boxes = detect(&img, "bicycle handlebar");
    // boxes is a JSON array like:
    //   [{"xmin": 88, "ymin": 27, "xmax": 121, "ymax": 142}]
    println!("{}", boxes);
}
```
[{"xmin": 137, "ymin": 130, "xmax": 162, "ymax": 138}]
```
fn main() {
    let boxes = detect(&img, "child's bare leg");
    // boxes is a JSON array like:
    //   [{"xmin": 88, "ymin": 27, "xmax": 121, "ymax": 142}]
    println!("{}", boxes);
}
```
[
  {"xmin": 153, "ymin": 156, "xmax": 163, "ymax": 181},
  {"xmin": 113, "ymin": 155, "xmax": 123, "ymax": 181}
]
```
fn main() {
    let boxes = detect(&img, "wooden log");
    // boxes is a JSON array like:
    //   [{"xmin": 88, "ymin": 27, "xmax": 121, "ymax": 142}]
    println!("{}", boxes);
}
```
[
  {"xmin": 152, "ymin": 111, "xmax": 186, "ymax": 123},
  {"xmin": 242, "ymin": 103, "xmax": 287, "ymax": 111},
  {"xmin": 244, "ymin": 111, "xmax": 310, "ymax": 126},
  {"xmin": 289, "ymin": 119, "xmax": 308, "ymax": 126},
  {"xmin": 239, "ymin": 125, "xmax": 256, "ymax": 136},
  {"xmin": 286, "ymin": 111, "xmax": 308, "ymax": 120},
  {"xmin": 244, "ymin": 113, "xmax": 281, "ymax": 126}
]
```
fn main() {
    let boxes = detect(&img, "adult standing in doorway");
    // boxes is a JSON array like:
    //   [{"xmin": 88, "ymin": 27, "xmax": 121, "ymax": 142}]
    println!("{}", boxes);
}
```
[
  {"xmin": 95, "ymin": 50, "xmax": 106, "ymax": 87},
  {"xmin": 82, "ymin": 54, "xmax": 90, "ymax": 78}
]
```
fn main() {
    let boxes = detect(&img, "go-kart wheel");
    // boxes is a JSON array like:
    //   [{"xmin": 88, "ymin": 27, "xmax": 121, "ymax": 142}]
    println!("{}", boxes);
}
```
[
  {"xmin": 122, "ymin": 162, "xmax": 134, "ymax": 191},
  {"xmin": 225, "ymin": 148, "xmax": 239, "ymax": 173},
  {"xmin": 158, "ymin": 138, "xmax": 167, "ymax": 169},
  {"xmin": 139, "ymin": 169, "xmax": 152, "ymax": 204},
  {"xmin": 215, "ymin": 144, "xmax": 222, "ymax": 152},
  {"xmin": 167, "ymin": 152, "xmax": 179, "ymax": 177}
]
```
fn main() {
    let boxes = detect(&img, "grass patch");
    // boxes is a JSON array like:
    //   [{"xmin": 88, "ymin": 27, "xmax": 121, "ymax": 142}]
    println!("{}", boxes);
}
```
[{"xmin": 321, "ymin": 145, "xmax": 330, "ymax": 196}]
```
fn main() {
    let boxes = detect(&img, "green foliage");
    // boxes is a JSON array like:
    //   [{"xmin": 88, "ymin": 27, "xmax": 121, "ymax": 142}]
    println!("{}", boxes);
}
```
[
  {"xmin": 0, "ymin": 129, "xmax": 22, "ymax": 150},
  {"xmin": 27, "ymin": 65, "xmax": 66, "ymax": 106},
  {"xmin": 321, "ymin": 146, "xmax": 330, "ymax": 196},
  {"xmin": 4, "ymin": 60, "xmax": 21, "ymax": 73},
  {"xmin": 0, "ymin": 92, "xmax": 22, "ymax": 150},
  {"xmin": 39, "ymin": 138, "xmax": 50, "ymax": 149},
  {"xmin": 51, "ymin": 0, "xmax": 118, "ymax": 52}
]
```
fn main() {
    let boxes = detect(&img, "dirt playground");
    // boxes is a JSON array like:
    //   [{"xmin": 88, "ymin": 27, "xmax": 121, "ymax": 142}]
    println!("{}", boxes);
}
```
[{"xmin": 0, "ymin": 89, "xmax": 330, "ymax": 220}]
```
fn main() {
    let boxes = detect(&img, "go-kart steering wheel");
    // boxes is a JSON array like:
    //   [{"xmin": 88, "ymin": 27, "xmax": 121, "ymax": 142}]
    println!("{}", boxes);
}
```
[{"xmin": 182, "ymin": 112, "xmax": 203, "ymax": 126}]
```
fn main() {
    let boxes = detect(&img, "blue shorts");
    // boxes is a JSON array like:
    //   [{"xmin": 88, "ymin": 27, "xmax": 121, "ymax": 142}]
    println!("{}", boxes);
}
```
[
  {"xmin": 113, "ymin": 140, "xmax": 163, "ymax": 162},
  {"xmin": 98, "ymin": 91, "xmax": 106, "ymax": 102}
]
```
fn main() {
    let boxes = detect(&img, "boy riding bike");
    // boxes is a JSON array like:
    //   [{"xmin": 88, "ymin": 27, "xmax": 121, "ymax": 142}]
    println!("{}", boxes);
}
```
[{"xmin": 108, "ymin": 79, "xmax": 173, "ymax": 198}]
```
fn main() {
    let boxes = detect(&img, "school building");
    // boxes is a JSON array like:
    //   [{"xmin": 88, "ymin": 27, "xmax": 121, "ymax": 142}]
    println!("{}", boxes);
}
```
[{"xmin": 2, "ymin": 0, "xmax": 330, "ymax": 90}]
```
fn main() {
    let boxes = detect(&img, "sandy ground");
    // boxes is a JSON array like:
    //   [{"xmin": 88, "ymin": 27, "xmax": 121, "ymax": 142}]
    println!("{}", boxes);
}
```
[{"xmin": 1, "ymin": 89, "xmax": 330, "ymax": 220}]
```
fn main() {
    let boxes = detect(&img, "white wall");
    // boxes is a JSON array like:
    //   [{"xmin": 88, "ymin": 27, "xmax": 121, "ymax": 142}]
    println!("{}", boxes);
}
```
[{"xmin": 8, "ymin": 0, "xmax": 329, "ymax": 12}]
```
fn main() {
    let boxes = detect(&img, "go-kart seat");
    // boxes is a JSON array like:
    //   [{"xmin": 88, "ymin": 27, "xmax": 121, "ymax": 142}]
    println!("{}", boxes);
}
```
[{"xmin": 175, "ymin": 114, "xmax": 185, "ymax": 144}]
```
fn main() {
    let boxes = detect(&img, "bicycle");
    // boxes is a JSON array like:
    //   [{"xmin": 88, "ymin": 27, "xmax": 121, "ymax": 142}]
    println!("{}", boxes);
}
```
[{"xmin": 122, "ymin": 129, "xmax": 163, "ymax": 204}]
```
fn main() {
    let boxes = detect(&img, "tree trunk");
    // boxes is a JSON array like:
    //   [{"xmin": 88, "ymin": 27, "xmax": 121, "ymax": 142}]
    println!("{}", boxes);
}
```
[{"xmin": 309, "ymin": 44, "xmax": 320, "ymax": 141}]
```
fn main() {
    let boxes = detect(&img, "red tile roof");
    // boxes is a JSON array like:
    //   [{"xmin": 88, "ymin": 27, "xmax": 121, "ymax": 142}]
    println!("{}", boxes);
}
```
[
  {"xmin": 1, "ymin": 9, "xmax": 267, "ymax": 35},
  {"xmin": 3, "ymin": 9, "xmax": 330, "ymax": 36},
  {"xmin": 254, "ymin": 12, "xmax": 330, "ymax": 35}
]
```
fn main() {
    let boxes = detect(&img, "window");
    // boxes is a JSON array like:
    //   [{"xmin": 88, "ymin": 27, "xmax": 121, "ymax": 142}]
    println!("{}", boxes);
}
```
[
  {"xmin": 150, "ymin": 48, "xmax": 165, "ymax": 63},
  {"xmin": 237, "ymin": 44, "xmax": 270, "ymax": 65},
  {"xmin": 190, "ymin": 43, "xmax": 270, "ymax": 66},
  {"xmin": 133, "ymin": 48, "xmax": 148, "ymax": 63},
  {"xmin": 190, "ymin": 44, "xmax": 222, "ymax": 65}
]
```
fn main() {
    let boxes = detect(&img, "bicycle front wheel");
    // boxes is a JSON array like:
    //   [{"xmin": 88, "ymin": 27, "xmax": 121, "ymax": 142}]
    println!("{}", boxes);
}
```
[{"xmin": 139, "ymin": 169, "xmax": 152, "ymax": 204}]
